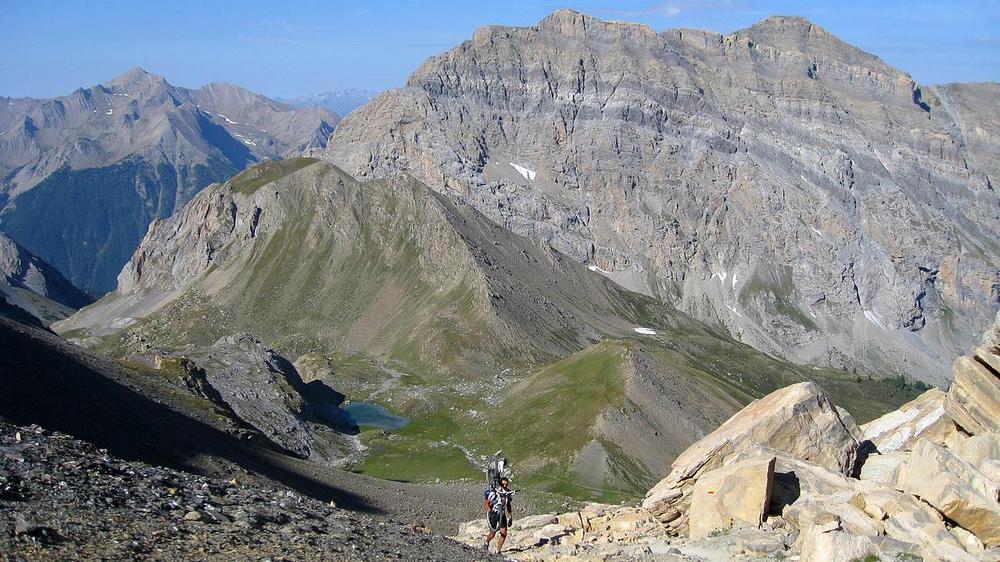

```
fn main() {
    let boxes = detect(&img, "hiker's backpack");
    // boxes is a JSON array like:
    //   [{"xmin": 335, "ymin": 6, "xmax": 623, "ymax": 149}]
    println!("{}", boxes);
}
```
[{"xmin": 485, "ymin": 450, "xmax": 512, "ymax": 490}]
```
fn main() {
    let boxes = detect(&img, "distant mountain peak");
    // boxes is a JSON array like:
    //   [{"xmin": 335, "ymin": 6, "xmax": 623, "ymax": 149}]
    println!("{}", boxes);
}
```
[
  {"xmin": 104, "ymin": 66, "xmax": 168, "ymax": 91},
  {"xmin": 277, "ymin": 89, "xmax": 378, "ymax": 116},
  {"xmin": 736, "ymin": 14, "xmax": 892, "ymax": 73},
  {"xmin": 751, "ymin": 14, "xmax": 821, "ymax": 29},
  {"xmin": 535, "ymin": 8, "xmax": 656, "ymax": 39}
]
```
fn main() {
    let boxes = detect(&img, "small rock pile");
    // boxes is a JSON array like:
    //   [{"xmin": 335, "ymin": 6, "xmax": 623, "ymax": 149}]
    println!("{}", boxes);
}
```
[
  {"xmin": 0, "ymin": 420, "xmax": 490, "ymax": 561},
  {"xmin": 455, "ymin": 315, "xmax": 1000, "ymax": 561}
]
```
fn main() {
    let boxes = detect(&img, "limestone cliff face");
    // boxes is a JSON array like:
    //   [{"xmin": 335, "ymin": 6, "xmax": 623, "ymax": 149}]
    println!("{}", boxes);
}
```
[{"xmin": 324, "ymin": 10, "xmax": 1000, "ymax": 384}]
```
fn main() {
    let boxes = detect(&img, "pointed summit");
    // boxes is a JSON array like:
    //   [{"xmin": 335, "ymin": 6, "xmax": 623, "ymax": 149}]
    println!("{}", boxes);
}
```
[{"xmin": 104, "ymin": 66, "xmax": 169, "ymax": 92}]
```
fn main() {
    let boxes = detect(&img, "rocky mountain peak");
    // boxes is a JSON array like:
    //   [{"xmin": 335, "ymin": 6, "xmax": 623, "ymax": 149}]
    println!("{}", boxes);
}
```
[
  {"xmin": 325, "ymin": 9, "xmax": 1000, "ymax": 385},
  {"xmin": 535, "ymin": 8, "xmax": 657, "ymax": 41},
  {"xmin": 1, "ymin": 70, "xmax": 338, "ymax": 296},
  {"xmin": 196, "ymin": 81, "xmax": 282, "ymax": 109},
  {"xmin": 736, "ymin": 14, "xmax": 895, "ymax": 74},
  {"xmin": 103, "ymin": 66, "xmax": 169, "ymax": 93},
  {"xmin": 748, "ymin": 14, "xmax": 823, "ymax": 32}
]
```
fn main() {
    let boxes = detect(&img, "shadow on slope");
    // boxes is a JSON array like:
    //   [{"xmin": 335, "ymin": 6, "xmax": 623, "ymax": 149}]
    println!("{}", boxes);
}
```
[{"xmin": 0, "ymin": 316, "xmax": 377, "ymax": 514}]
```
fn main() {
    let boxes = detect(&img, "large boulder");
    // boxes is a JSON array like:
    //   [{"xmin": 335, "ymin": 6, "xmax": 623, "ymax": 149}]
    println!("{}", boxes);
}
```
[
  {"xmin": 897, "ymin": 439, "xmax": 1000, "ymax": 547},
  {"xmin": 854, "ymin": 483, "xmax": 987, "ymax": 561},
  {"xmin": 688, "ymin": 456, "xmax": 775, "ymax": 539},
  {"xmin": 946, "ymin": 354, "xmax": 1000, "ymax": 435},
  {"xmin": 881, "ymin": 492, "xmax": 974, "ymax": 560},
  {"xmin": 858, "ymin": 452, "xmax": 908, "ymax": 488},
  {"xmin": 643, "ymin": 382, "xmax": 860, "ymax": 531},
  {"xmin": 860, "ymin": 388, "xmax": 958, "ymax": 453},
  {"xmin": 799, "ymin": 521, "xmax": 877, "ymax": 562},
  {"xmin": 783, "ymin": 495, "xmax": 882, "ymax": 545},
  {"xmin": 952, "ymin": 432, "xmax": 1000, "ymax": 482}
]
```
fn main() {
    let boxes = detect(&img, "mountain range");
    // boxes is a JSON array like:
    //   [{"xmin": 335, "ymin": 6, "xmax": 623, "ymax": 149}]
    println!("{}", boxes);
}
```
[
  {"xmin": 277, "ymin": 89, "xmax": 379, "ymax": 116},
  {"xmin": 0, "ymin": 68, "xmax": 338, "ymax": 296},
  {"xmin": 324, "ymin": 10, "xmax": 1000, "ymax": 386}
]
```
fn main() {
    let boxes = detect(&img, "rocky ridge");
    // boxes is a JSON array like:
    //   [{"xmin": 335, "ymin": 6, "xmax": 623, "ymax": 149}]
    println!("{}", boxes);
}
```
[
  {"xmin": 454, "ymin": 312, "xmax": 1000, "ymax": 560},
  {"xmin": 0, "ymin": 67, "xmax": 338, "ymax": 295},
  {"xmin": 0, "ymin": 229, "xmax": 90, "ymax": 325},
  {"xmin": 324, "ymin": 10, "xmax": 1000, "ymax": 385}
]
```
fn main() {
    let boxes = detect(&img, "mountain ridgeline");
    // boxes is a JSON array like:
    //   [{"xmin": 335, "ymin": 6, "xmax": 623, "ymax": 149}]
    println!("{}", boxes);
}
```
[
  {"xmin": 0, "ymin": 68, "xmax": 338, "ymax": 296},
  {"xmin": 324, "ymin": 10, "xmax": 1000, "ymax": 386}
]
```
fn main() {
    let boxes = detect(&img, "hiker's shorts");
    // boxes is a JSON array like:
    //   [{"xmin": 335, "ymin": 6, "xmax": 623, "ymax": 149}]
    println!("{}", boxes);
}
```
[{"xmin": 488, "ymin": 511, "xmax": 509, "ymax": 532}]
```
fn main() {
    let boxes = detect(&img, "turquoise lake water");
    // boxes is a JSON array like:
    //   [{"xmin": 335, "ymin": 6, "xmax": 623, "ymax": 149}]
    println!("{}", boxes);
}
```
[{"xmin": 341, "ymin": 401, "xmax": 409, "ymax": 430}]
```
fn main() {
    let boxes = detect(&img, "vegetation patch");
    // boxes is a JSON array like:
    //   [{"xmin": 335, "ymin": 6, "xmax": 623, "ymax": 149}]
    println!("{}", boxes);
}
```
[{"xmin": 229, "ymin": 157, "xmax": 319, "ymax": 194}]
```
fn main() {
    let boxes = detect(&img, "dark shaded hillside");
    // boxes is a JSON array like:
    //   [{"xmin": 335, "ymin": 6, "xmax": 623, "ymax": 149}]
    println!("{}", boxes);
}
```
[
  {"xmin": 0, "ymin": 317, "xmax": 504, "ymax": 532},
  {"xmin": 1, "ymin": 156, "xmax": 236, "ymax": 295}
]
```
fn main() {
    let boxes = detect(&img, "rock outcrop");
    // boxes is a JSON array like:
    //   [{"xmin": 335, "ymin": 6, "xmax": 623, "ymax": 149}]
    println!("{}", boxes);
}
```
[
  {"xmin": 799, "ymin": 522, "xmax": 878, "ymax": 562},
  {"xmin": 0, "ymin": 230, "xmax": 90, "ymax": 326},
  {"xmin": 181, "ymin": 334, "xmax": 357, "ymax": 462},
  {"xmin": 947, "ymin": 354, "xmax": 1000, "ymax": 435},
  {"xmin": 897, "ymin": 439, "xmax": 1000, "ymax": 547},
  {"xmin": 688, "ymin": 456, "xmax": 774, "ymax": 539},
  {"xmin": 642, "ymin": 382, "xmax": 860, "ymax": 532},
  {"xmin": 953, "ymin": 432, "xmax": 1000, "ymax": 482},
  {"xmin": 324, "ymin": 9, "xmax": 1000, "ymax": 385},
  {"xmin": 860, "ymin": 388, "xmax": 956, "ymax": 453}
]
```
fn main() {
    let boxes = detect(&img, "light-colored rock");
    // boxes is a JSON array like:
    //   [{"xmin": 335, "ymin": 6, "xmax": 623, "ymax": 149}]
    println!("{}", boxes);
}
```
[
  {"xmin": 882, "ymin": 492, "xmax": 972, "ymax": 556},
  {"xmin": 858, "ymin": 452, "xmax": 908, "ymax": 488},
  {"xmin": 860, "ymin": 388, "xmax": 956, "ymax": 452},
  {"xmin": 763, "ymin": 451, "xmax": 863, "ymax": 512},
  {"xmin": 897, "ymin": 439, "xmax": 1000, "ymax": 547},
  {"xmin": 688, "ymin": 456, "xmax": 775, "ymax": 539},
  {"xmin": 951, "ymin": 525, "xmax": 986, "ymax": 554},
  {"xmin": 736, "ymin": 533, "xmax": 787, "ymax": 557},
  {"xmin": 857, "ymin": 487, "xmax": 904, "ymax": 522},
  {"xmin": 799, "ymin": 522, "xmax": 877, "ymax": 562},
  {"xmin": 946, "ymin": 355, "xmax": 1000, "ymax": 435},
  {"xmin": 513, "ymin": 514, "xmax": 560, "ymax": 530},
  {"xmin": 953, "ymin": 432, "xmax": 1000, "ymax": 482},
  {"xmin": 952, "ymin": 431, "xmax": 1000, "ymax": 466},
  {"xmin": 976, "ymin": 345, "xmax": 1000, "ymax": 377},
  {"xmin": 536, "ymin": 523, "xmax": 571, "ymax": 542},
  {"xmin": 643, "ymin": 382, "xmax": 859, "ymax": 531},
  {"xmin": 589, "ymin": 508, "xmax": 659, "ymax": 534},
  {"xmin": 782, "ymin": 495, "xmax": 882, "ymax": 544}
]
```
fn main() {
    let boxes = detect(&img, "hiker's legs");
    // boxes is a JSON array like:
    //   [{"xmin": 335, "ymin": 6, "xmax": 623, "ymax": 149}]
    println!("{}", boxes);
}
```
[
  {"xmin": 485, "ymin": 529, "xmax": 495, "ymax": 547},
  {"xmin": 496, "ymin": 528, "xmax": 508, "ymax": 552}
]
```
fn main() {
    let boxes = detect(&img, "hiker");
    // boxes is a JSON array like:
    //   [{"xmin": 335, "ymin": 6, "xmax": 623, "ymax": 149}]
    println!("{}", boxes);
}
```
[{"xmin": 484, "ymin": 476, "xmax": 514, "ymax": 553}]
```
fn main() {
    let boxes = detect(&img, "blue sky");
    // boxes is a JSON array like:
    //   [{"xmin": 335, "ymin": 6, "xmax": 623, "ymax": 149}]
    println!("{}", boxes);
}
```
[{"xmin": 2, "ymin": 0, "xmax": 998, "ymax": 98}]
